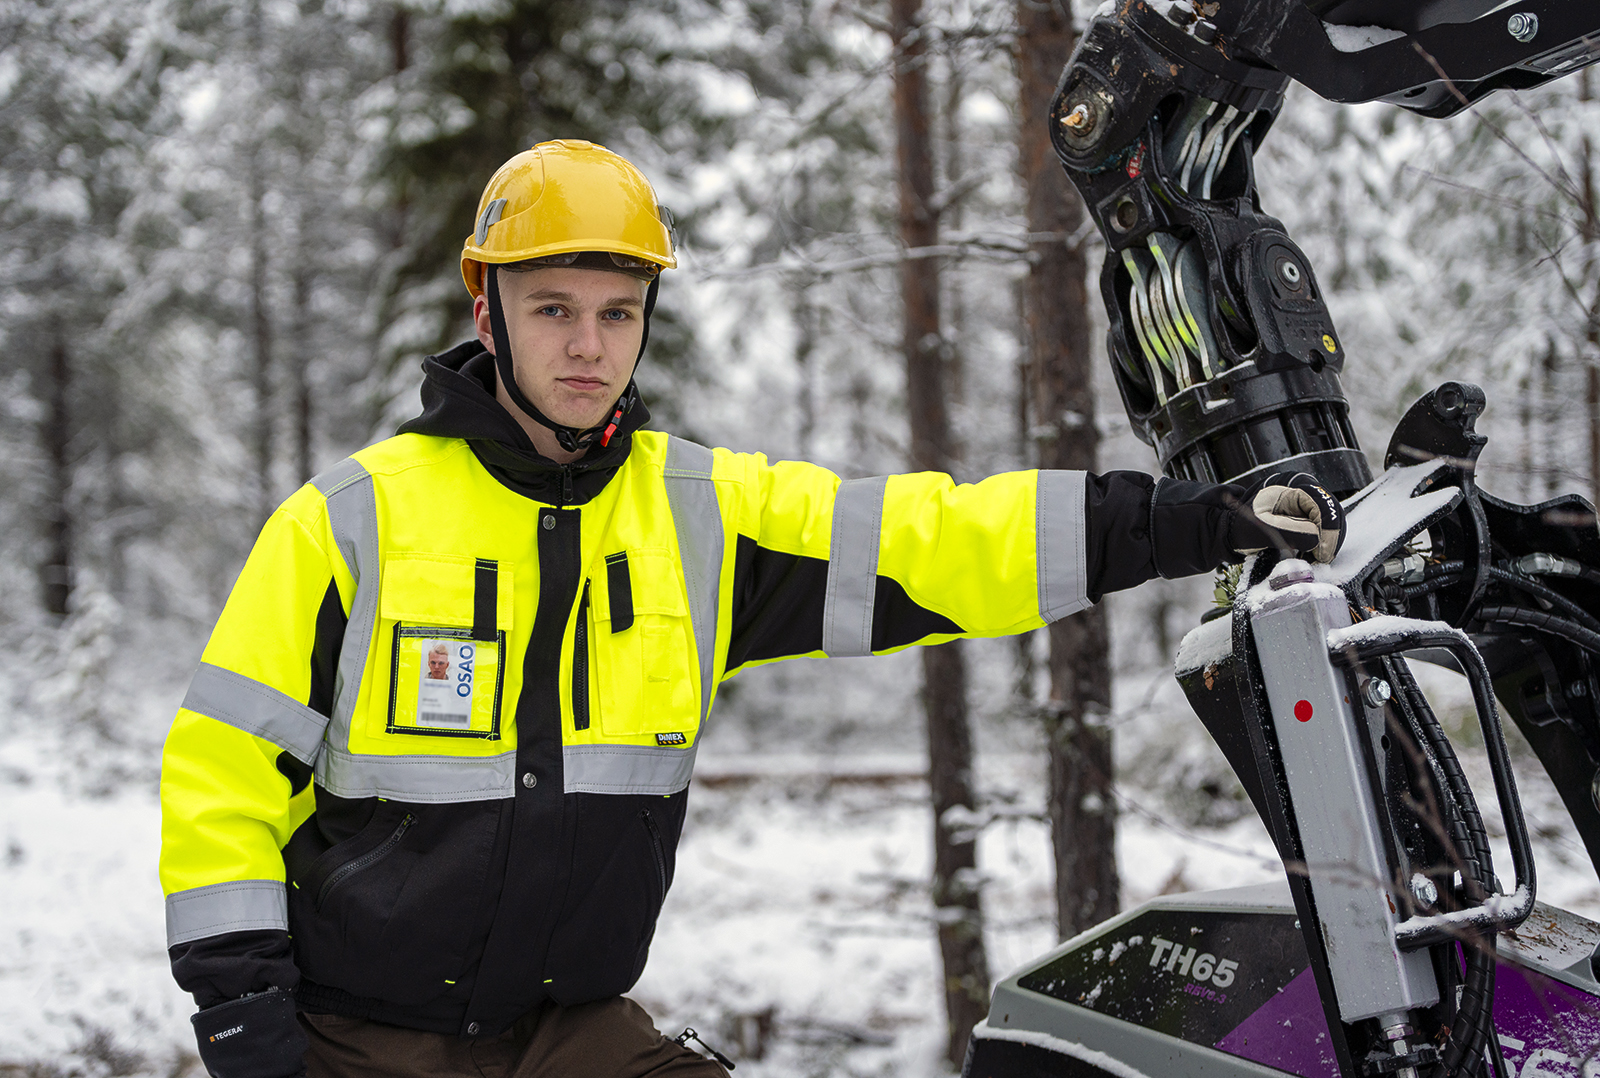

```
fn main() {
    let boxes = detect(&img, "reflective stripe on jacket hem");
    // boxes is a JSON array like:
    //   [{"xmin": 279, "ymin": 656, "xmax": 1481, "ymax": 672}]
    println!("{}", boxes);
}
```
[
  {"xmin": 165, "ymin": 879, "xmax": 287, "ymax": 947},
  {"xmin": 1037, "ymin": 470, "xmax": 1091, "ymax": 622},
  {"xmin": 314, "ymin": 744, "xmax": 517, "ymax": 803},
  {"xmin": 308, "ymin": 743, "xmax": 697, "ymax": 801},
  {"xmin": 181, "ymin": 662, "xmax": 328, "ymax": 765},
  {"xmin": 821, "ymin": 475, "xmax": 888, "ymax": 657},
  {"xmin": 563, "ymin": 743, "xmax": 697, "ymax": 795}
]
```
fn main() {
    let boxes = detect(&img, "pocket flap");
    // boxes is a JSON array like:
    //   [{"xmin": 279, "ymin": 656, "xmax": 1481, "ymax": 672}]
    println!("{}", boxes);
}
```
[
  {"xmin": 594, "ymin": 549, "xmax": 683, "ymax": 622},
  {"xmin": 380, "ymin": 553, "xmax": 515, "ymax": 629}
]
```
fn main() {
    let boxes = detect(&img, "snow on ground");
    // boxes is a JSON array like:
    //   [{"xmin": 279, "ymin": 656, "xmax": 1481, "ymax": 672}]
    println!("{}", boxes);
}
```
[
  {"xmin": 3, "ymin": 660, "xmax": 1596, "ymax": 1075},
  {"xmin": 0, "ymin": 733, "xmax": 197, "ymax": 1074}
]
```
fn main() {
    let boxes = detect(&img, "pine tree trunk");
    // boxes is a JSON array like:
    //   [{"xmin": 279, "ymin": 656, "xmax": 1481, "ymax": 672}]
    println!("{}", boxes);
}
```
[
  {"xmin": 1016, "ymin": 0, "xmax": 1120, "ymax": 939},
  {"xmin": 248, "ymin": 0, "xmax": 274, "ymax": 527},
  {"xmin": 289, "ymin": 167, "xmax": 314, "ymax": 486},
  {"xmin": 40, "ymin": 334, "xmax": 73, "ymax": 618},
  {"xmin": 250, "ymin": 177, "xmax": 275, "ymax": 523},
  {"xmin": 793, "ymin": 172, "xmax": 817, "ymax": 460},
  {"xmin": 891, "ymin": 0, "xmax": 989, "ymax": 1064},
  {"xmin": 1580, "ymin": 70, "xmax": 1600, "ymax": 510},
  {"xmin": 291, "ymin": 260, "xmax": 313, "ymax": 485},
  {"xmin": 1014, "ymin": 290, "xmax": 1037, "ymax": 702},
  {"xmin": 1589, "ymin": 364, "xmax": 1599, "ymax": 509},
  {"xmin": 794, "ymin": 288, "xmax": 817, "ymax": 459},
  {"xmin": 943, "ymin": 46, "xmax": 966, "ymax": 407}
]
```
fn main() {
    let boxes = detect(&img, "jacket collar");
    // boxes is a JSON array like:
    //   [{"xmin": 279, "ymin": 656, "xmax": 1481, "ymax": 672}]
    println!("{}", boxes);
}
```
[{"xmin": 395, "ymin": 340, "xmax": 650, "ymax": 506}]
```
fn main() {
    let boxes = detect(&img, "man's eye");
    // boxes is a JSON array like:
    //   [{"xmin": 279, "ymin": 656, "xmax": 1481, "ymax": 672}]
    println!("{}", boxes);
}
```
[
  {"xmin": 539, "ymin": 305, "xmax": 563, "ymax": 317},
  {"xmin": 602, "ymin": 308, "xmax": 630, "ymax": 322}
]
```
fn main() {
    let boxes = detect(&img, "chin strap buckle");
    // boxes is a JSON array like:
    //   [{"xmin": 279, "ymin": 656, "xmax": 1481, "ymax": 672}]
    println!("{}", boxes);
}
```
[{"xmin": 600, "ymin": 398, "xmax": 628, "ymax": 447}]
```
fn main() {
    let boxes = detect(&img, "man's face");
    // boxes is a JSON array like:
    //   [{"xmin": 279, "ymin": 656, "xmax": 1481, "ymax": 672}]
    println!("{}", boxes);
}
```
[
  {"xmin": 473, "ymin": 265, "xmax": 648, "ymax": 432},
  {"xmin": 427, "ymin": 650, "xmax": 449, "ymax": 679}
]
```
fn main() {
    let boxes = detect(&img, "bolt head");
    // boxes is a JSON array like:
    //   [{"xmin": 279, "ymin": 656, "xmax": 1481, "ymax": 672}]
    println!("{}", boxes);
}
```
[
  {"xmin": 1362, "ymin": 677, "xmax": 1393, "ymax": 708},
  {"xmin": 1410, "ymin": 872, "xmax": 1439, "ymax": 907},
  {"xmin": 1508, "ymin": 12, "xmax": 1538, "ymax": 42}
]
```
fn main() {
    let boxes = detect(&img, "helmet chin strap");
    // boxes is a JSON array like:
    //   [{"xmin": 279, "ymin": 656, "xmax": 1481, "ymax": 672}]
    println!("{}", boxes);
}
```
[{"xmin": 485, "ymin": 265, "xmax": 658, "ymax": 454}]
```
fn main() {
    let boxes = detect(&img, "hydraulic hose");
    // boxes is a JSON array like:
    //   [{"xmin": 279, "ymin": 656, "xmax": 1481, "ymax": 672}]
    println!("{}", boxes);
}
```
[
  {"xmin": 1388, "ymin": 657, "xmax": 1499, "ymax": 1077},
  {"xmin": 1483, "ymin": 569, "xmax": 1600, "ymax": 637},
  {"xmin": 1386, "ymin": 563, "xmax": 1599, "ymax": 642},
  {"xmin": 1474, "ymin": 604, "xmax": 1600, "ymax": 659}
]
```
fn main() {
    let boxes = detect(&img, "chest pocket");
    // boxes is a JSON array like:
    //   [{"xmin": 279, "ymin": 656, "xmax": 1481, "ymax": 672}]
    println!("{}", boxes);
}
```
[
  {"xmin": 379, "ymin": 553, "xmax": 513, "ymax": 741},
  {"xmin": 591, "ymin": 549, "xmax": 699, "ymax": 739}
]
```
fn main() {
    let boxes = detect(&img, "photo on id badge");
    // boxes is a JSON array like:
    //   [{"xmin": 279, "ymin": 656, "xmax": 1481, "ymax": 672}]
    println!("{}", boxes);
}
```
[{"xmin": 418, "ymin": 638, "xmax": 474, "ymax": 729}]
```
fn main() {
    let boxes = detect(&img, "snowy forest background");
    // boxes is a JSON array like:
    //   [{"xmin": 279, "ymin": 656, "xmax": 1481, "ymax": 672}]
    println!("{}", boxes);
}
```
[{"xmin": 3, "ymin": 0, "xmax": 1600, "ymax": 1074}]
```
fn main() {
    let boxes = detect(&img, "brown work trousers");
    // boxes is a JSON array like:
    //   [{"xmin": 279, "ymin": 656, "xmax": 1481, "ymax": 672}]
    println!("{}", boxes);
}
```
[{"xmin": 300, "ymin": 997, "xmax": 730, "ymax": 1078}]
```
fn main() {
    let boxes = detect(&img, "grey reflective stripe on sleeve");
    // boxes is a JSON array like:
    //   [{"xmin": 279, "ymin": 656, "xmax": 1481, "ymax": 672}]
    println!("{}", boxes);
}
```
[
  {"xmin": 821, "ymin": 475, "xmax": 888, "ymax": 657},
  {"xmin": 563, "ymin": 743, "xmax": 698, "ymax": 796},
  {"xmin": 165, "ymin": 879, "xmax": 287, "ymax": 947},
  {"xmin": 181, "ymin": 662, "xmax": 328, "ymax": 765},
  {"xmin": 662, "ymin": 438, "xmax": 724, "ymax": 724},
  {"xmin": 316, "ymin": 745, "xmax": 517, "ymax": 803},
  {"xmin": 311, "ymin": 457, "xmax": 379, "ymax": 754},
  {"xmin": 1037, "ymin": 469, "xmax": 1091, "ymax": 622}
]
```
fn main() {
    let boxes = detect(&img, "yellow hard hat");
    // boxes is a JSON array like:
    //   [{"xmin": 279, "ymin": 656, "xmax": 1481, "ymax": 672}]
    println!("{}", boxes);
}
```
[{"xmin": 460, "ymin": 139, "xmax": 676, "ymax": 299}]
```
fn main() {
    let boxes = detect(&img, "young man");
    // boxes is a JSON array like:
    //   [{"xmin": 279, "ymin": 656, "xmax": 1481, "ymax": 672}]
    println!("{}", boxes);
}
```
[{"xmin": 159, "ymin": 140, "xmax": 1344, "ymax": 1078}]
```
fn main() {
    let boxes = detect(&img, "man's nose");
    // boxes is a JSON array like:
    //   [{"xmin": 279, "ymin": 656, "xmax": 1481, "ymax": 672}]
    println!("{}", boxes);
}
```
[{"xmin": 568, "ymin": 316, "xmax": 604, "ymax": 360}]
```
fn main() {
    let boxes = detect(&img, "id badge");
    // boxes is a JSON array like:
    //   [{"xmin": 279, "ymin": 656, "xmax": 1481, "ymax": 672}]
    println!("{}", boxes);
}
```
[{"xmin": 387, "ymin": 625, "xmax": 505, "ymax": 740}]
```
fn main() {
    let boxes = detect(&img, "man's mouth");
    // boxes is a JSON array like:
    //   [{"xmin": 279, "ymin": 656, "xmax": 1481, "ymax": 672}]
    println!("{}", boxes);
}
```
[{"xmin": 558, "ymin": 377, "xmax": 607, "ymax": 391}]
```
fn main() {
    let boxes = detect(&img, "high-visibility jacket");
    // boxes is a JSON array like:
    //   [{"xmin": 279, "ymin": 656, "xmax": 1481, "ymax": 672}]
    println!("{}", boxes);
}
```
[{"xmin": 159, "ymin": 342, "xmax": 1236, "ymax": 1039}]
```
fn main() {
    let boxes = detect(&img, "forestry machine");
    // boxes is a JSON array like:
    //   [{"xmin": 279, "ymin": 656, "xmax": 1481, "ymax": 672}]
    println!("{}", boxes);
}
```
[{"xmin": 964, "ymin": 3, "xmax": 1600, "ymax": 1076}]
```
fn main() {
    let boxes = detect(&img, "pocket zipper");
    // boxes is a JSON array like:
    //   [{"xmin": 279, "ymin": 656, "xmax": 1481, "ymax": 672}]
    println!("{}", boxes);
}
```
[
  {"xmin": 573, "ymin": 580, "xmax": 591, "ymax": 731},
  {"xmin": 639, "ymin": 808, "xmax": 667, "ymax": 897},
  {"xmin": 318, "ymin": 813, "xmax": 415, "ymax": 908}
]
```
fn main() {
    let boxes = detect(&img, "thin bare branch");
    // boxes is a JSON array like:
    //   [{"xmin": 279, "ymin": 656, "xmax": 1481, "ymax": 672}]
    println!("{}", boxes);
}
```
[{"xmin": 1411, "ymin": 41, "xmax": 1581, "ymax": 205}]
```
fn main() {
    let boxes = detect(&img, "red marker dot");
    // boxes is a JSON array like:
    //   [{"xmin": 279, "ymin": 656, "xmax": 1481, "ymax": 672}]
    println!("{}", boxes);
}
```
[{"xmin": 1294, "ymin": 700, "xmax": 1313, "ymax": 722}]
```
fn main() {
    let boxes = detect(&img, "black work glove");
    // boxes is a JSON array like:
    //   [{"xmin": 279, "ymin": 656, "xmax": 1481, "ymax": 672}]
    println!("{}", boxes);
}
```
[
  {"xmin": 1229, "ymin": 472, "xmax": 1346, "ymax": 563},
  {"xmin": 193, "ymin": 987, "xmax": 307, "ymax": 1078}
]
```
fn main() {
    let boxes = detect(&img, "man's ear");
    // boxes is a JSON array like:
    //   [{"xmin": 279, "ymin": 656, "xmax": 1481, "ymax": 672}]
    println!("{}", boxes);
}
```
[{"xmin": 473, "ymin": 294, "xmax": 495, "ymax": 355}]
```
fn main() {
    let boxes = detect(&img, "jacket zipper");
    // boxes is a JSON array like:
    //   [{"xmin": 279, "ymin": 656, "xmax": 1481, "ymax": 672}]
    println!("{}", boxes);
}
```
[
  {"xmin": 573, "ymin": 580, "xmax": 591, "ymax": 731},
  {"xmin": 639, "ymin": 808, "xmax": 667, "ymax": 898},
  {"xmin": 318, "ymin": 813, "xmax": 415, "ymax": 908},
  {"xmin": 560, "ymin": 466, "xmax": 574, "ymax": 504}
]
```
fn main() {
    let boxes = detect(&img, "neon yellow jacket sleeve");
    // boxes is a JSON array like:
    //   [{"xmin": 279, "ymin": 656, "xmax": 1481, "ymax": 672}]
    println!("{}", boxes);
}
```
[
  {"xmin": 717, "ymin": 453, "xmax": 1097, "ymax": 674},
  {"xmin": 160, "ymin": 484, "xmax": 345, "ymax": 968}
]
